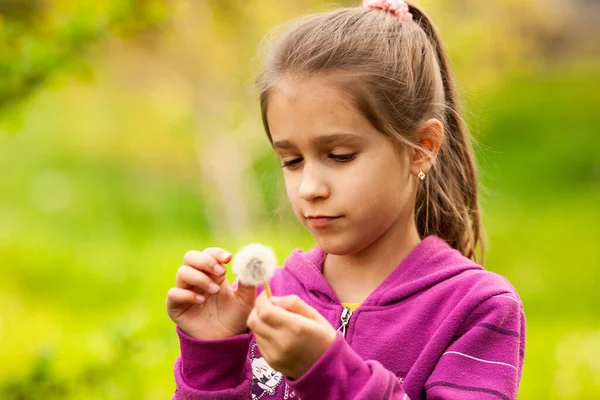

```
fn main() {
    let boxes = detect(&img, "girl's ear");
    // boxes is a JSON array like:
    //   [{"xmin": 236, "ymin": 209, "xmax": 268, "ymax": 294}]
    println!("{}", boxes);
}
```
[{"xmin": 411, "ymin": 118, "xmax": 444, "ymax": 176}]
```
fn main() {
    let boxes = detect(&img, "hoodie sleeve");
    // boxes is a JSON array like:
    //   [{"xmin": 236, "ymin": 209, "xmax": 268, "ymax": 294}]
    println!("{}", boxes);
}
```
[
  {"xmin": 287, "ymin": 293, "xmax": 525, "ymax": 400},
  {"xmin": 287, "ymin": 333, "xmax": 410, "ymax": 399},
  {"xmin": 172, "ymin": 327, "xmax": 252, "ymax": 399},
  {"xmin": 424, "ymin": 294, "xmax": 526, "ymax": 400}
]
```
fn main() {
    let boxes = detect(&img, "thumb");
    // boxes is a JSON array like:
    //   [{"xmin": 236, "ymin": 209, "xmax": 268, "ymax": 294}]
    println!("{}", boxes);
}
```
[
  {"xmin": 234, "ymin": 282, "xmax": 257, "ymax": 307},
  {"xmin": 271, "ymin": 295, "xmax": 324, "ymax": 322}
]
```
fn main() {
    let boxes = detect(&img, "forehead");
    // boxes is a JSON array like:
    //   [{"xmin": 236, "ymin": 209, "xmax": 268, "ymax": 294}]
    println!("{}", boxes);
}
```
[{"xmin": 266, "ymin": 76, "xmax": 380, "ymax": 146}]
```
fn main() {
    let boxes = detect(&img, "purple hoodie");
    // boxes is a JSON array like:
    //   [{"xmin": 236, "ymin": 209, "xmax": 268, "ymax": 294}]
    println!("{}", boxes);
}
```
[{"xmin": 173, "ymin": 236, "xmax": 526, "ymax": 399}]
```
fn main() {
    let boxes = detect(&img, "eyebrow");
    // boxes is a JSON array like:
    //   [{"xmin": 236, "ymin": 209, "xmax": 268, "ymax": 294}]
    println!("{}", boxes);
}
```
[{"xmin": 272, "ymin": 133, "xmax": 365, "ymax": 150}]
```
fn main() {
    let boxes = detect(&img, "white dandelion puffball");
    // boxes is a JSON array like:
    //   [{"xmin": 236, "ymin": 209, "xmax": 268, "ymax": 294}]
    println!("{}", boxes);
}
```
[{"xmin": 232, "ymin": 243, "xmax": 277, "ymax": 286}]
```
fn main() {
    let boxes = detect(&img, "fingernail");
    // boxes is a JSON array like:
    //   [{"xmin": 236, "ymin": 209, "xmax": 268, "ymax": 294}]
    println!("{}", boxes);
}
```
[
  {"xmin": 213, "ymin": 264, "xmax": 226, "ymax": 275},
  {"xmin": 195, "ymin": 295, "xmax": 205, "ymax": 303},
  {"xmin": 209, "ymin": 283, "xmax": 220, "ymax": 293},
  {"xmin": 270, "ymin": 296, "xmax": 281, "ymax": 305},
  {"xmin": 221, "ymin": 251, "xmax": 231, "ymax": 261}
]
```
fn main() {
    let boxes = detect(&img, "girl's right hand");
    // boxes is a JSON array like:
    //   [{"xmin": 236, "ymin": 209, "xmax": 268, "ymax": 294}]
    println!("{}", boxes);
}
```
[{"xmin": 166, "ymin": 247, "xmax": 257, "ymax": 341}]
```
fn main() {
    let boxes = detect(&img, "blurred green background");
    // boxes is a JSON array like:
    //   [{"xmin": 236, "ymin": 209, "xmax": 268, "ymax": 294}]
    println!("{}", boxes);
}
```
[{"xmin": 1, "ymin": 0, "xmax": 599, "ymax": 399}]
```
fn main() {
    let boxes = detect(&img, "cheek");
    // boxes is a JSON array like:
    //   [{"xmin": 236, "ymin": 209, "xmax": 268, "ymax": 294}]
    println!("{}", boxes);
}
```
[
  {"xmin": 282, "ymin": 174, "xmax": 302, "ymax": 213},
  {"xmin": 352, "ymin": 158, "xmax": 413, "ymax": 207},
  {"xmin": 352, "ymin": 157, "xmax": 398, "ymax": 189},
  {"xmin": 282, "ymin": 173, "xmax": 295, "ymax": 200}
]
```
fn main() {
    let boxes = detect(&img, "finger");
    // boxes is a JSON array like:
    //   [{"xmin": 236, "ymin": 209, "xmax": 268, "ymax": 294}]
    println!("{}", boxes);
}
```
[
  {"xmin": 254, "ymin": 291, "xmax": 275, "ymax": 317},
  {"xmin": 247, "ymin": 308, "xmax": 276, "ymax": 341},
  {"xmin": 234, "ymin": 282, "xmax": 257, "ymax": 308},
  {"xmin": 176, "ymin": 265, "xmax": 221, "ymax": 294},
  {"xmin": 183, "ymin": 250, "xmax": 227, "ymax": 276},
  {"xmin": 270, "ymin": 295, "xmax": 326, "ymax": 322},
  {"xmin": 254, "ymin": 291, "xmax": 269, "ymax": 308},
  {"xmin": 203, "ymin": 247, "xmax": 232, "ymax": 265},
  {"xmin": 166, "ymin": 287, "xmax": 205, "ymax": 309},
  {"xmin": 254, "ymin": 292, "xmax": 296, "ymax": 328},
  {"xmin": 252, "ymin": 329, "xmax": 276, "ymax": 368}
]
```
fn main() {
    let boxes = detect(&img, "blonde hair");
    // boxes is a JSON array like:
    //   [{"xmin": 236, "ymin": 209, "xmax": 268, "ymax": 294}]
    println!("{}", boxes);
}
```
[{"xmin": 256, "ymin": 3, "xmax": 484, "ymax": 263}]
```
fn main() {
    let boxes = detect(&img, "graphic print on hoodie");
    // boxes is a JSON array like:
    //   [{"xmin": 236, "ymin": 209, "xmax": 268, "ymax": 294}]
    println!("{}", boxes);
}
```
[{"xmin": 250, "ymin": 342, "xmax": 283, "ymax": 399}]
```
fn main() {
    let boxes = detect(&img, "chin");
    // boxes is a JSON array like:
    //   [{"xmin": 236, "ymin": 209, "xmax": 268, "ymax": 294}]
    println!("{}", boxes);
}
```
[{"xmin": 313, "ymin": 234, "xmax": 365, "ymax": 256}]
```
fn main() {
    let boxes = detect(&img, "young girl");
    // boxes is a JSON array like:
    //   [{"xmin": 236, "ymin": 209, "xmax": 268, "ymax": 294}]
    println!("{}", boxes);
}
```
[{"xmin": 166, "ymin": 1, "xmax": 526, "ymax": 399}]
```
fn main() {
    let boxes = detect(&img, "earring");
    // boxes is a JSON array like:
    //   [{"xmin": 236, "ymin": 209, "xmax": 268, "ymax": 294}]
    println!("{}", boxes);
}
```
[{"xmin": 418, "ymin": 169, "xmax": 426, "ymax": 181}]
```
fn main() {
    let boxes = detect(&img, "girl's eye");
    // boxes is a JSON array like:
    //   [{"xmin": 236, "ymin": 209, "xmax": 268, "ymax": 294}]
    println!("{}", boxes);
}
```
[
  {"xmin": 281, "ymin": 158, "xmax": 303, "ymax": 169},
  {"xmin": 329, "ymin": 153, "xmax": 356, "ymax": 162},
  {"xmin": 281, "ymin": 153, "xmax": 356, "ymax": 168}
]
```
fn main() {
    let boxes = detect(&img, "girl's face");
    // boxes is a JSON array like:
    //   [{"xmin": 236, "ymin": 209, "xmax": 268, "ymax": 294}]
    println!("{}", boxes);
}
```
[{"xmin": 267, "ymin": 75, "xmax": 419, "ymax": 256}]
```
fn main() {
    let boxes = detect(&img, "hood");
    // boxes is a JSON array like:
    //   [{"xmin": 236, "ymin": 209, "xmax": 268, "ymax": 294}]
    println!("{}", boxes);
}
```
[{"xmin": 283, "ymin": 235, "xmax": 484, "ymax": 307}]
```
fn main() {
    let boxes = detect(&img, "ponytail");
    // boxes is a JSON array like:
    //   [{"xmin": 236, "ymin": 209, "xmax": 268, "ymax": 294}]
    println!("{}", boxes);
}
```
[{"xmin": 409, "ymin": 3, "xmax": 485, "ymax": 263}]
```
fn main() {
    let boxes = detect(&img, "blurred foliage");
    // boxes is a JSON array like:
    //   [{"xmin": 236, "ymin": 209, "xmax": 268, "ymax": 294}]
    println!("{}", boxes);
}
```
[
  {"xmin": 1, "ymin": 0, "xmax": 599, "ymax": 399},
  {"xmin": 0, "ymin": 0, "xmax": 169, "ymax": 113}
]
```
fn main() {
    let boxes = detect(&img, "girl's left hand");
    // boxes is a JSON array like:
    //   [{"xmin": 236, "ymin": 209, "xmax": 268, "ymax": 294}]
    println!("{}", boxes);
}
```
[{"xmin": 247, "ymin": 292, "xmax": 337, "ymax": 379}]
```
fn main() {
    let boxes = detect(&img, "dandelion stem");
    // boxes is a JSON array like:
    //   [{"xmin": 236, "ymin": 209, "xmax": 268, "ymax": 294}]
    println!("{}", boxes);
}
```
[{"xmin": 264, "ymin": 281, "xmax": 272, "ymax": 298}]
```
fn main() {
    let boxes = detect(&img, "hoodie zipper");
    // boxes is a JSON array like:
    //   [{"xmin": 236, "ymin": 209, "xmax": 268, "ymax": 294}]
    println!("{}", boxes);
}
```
[{"xmin": 336, "ymin": 306, "xmax": 353, "ymax": 337}]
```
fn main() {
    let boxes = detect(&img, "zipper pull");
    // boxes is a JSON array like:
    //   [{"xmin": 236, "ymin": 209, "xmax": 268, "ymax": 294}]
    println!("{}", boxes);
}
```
[{"xmin": 336, "ymin": 307, "xmax": 353, "ymax": 337}]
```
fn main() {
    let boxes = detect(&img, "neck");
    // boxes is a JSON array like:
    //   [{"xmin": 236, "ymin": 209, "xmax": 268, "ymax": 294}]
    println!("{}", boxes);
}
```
[{"xmin": 323, "ymin": 217, "xmax": 421, "ymax": 304}]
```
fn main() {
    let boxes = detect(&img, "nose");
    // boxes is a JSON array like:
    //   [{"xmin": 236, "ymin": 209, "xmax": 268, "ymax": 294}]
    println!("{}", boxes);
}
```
[{"xmin": 298, "ymin": 163, "xmax": 329, "ymax": 201}]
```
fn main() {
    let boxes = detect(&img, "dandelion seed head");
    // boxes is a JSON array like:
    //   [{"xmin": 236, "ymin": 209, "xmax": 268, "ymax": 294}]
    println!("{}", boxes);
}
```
[{"xmin": 232, "ymin": 243, "xmax": 277, "ymax": 286}]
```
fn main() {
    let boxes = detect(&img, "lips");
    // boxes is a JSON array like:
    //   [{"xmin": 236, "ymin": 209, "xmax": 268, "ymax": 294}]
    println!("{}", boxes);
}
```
[{"xmin": 306, "ymin": 215, "xmax": 341, "ymax": 228}]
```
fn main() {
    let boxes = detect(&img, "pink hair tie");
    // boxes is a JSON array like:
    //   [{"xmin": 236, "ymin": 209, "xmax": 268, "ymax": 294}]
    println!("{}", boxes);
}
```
[{"xmin": 363, "ymin": 0, "xmax": 413, "ymax": 21}]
